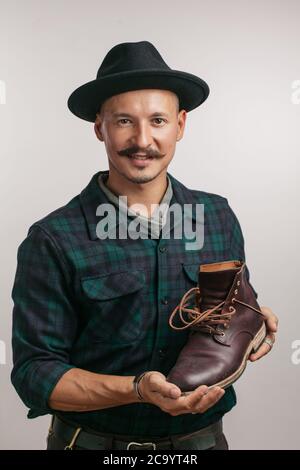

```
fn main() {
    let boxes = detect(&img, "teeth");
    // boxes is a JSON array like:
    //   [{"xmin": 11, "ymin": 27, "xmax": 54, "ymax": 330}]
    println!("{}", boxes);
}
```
[{"xmin": 131, "ymin": 155, "xmax": 150, "ymax": 160}]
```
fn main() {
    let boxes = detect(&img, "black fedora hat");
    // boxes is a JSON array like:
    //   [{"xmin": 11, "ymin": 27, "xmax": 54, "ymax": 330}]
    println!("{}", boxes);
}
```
[{"xmin": 67, "ymin": 41, "xmax": 209, "ymax": 122}]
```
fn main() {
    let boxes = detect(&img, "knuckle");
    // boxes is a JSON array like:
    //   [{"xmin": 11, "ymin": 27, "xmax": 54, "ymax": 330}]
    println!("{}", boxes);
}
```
[{"xmin": 147, "ymin": 372, "xmax": 157, "ymax": 383}]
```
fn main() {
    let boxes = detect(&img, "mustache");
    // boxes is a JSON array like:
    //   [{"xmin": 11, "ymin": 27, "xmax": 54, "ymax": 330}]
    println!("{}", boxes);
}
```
[{"xmin": 117, "ymin": 147, "xmax": 165, "ymax": 158}]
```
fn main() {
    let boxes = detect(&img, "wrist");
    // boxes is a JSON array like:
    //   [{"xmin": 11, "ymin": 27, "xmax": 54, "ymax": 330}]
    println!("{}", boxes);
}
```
[{"xmin": 133, "ymin": 371, "xmax": 150, "ymax": 402}]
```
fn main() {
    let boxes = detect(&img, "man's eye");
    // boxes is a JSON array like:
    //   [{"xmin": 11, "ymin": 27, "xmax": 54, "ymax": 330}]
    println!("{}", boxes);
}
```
[
  {"xmin": 153, "ymin": 118, "xmax": 166, "ymax": 124},
  {"xmin": 117, "ymin": 118, "xmax": 166, "ymax": 125},
  {"xmin": 118, "ymin": 119, "xmax": 130, "ymax": 124}
]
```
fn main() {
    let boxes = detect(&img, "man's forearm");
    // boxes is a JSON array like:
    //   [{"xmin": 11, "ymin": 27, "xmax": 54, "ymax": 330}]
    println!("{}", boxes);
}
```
[{"xmin": 48, "ymin": 368, "xmax": 138, "ymax": 412}]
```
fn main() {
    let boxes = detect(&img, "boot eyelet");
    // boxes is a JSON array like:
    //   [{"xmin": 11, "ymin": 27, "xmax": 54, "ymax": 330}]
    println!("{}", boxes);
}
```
[
  {"xmin": 234, "ymin": 289, "xmax": 238, "ymax": 295},
  {"xmin": 237, "ymin": 281, "xmax": 241, "ymax": 286},
  {"xmin": 220, "ymin": 332, "xmax": 225, "ymax": 337}
]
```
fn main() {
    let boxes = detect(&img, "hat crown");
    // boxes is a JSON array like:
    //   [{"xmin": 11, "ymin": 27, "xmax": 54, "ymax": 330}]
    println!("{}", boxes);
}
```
[
  {"xmin": 96, "ymin": 41, "xmax": 171, "ymax": 78},
  {"xmin": 68, "ymin": 40, "xmax": 209, "ymax": 122}
]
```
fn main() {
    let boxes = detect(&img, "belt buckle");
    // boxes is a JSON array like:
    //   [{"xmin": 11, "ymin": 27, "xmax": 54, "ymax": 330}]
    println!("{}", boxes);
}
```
[{"xmin": 126, "ymin": 441, "xmax": 157, "ymax": 450}]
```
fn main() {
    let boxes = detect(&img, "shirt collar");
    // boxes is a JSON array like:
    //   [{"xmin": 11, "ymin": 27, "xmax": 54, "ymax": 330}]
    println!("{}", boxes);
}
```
[
  {"xmin": 80, "ymin": 170, "xmax": 198, "ymax": 241},
  {"xmin": 97, "ymin": 171, "xmax": 173, "ymax": 238}
]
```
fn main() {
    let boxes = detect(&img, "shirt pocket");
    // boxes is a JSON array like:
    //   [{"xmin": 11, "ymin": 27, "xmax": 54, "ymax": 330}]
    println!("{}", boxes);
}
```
[
  {"xmin": 182, "ymin": 262, "xmax": 200, "ymax": 285},
  {"xmin": 80, "ymin": 269, "xmax": 146, "ymax": 344}
]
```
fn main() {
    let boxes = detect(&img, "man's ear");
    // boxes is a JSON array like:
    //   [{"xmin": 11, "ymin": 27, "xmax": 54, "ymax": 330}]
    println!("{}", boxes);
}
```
[
  {"xmin": 176, "ymin": 109, "xmax": 187, "ymax": 142},
  {"xmin": 94, "ymin": 116, "xmax": 104, "ymax": 141}
]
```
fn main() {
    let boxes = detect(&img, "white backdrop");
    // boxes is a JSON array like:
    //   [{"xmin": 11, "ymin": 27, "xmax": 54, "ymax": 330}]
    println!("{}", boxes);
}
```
[{"xmin": 1, "ymin": 0, "xmax": 299, "ymax": 450}]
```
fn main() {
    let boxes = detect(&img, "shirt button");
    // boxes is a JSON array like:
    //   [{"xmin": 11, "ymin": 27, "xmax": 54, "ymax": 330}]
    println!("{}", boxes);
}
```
[
  {"xmin": 159, "ymin": 246, "xmax": 167, "ymax": 253},
  {"xmin": 161, "ymin": 298, "xmax": 168, "ymax": 305},
  {"xmin": 158, "ymin": 349, "xmax": 166, "ymax": 358}
]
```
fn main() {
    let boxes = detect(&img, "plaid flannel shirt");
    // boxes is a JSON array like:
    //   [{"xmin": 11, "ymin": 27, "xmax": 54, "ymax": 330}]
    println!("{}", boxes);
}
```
[{"xmin": 11, "ymin": 170, "xmax": 254, "ymax": 437}]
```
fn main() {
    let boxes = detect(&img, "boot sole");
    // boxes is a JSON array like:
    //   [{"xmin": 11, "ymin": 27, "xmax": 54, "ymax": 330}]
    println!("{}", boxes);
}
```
[{"xmin": 182, "ymin": 322, "xmax": 267, "ymax": 394}]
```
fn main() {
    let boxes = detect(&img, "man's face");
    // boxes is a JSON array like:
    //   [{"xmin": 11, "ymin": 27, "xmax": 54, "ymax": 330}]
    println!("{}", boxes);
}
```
[{"xmin": 94, "ymin": 89, "xmax": 186, "ymax": 184}]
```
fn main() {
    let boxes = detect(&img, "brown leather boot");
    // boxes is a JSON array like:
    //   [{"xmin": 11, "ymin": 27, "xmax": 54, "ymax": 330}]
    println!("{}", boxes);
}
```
[{"xmin": 167, "ymin": 260, "xmax": 266, "ymax": 393}]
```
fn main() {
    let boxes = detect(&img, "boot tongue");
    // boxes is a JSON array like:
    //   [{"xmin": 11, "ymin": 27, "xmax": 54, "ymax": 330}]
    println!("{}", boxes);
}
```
[{"xmin": 198, "ymin": 268, "xmax": 238, "ymax": 311}]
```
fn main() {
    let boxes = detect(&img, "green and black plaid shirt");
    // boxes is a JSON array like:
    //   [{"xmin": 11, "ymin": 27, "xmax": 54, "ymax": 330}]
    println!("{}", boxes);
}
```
[{"xmin": 11, "ymin": 169, "xmax": 254, "ymax": 437}]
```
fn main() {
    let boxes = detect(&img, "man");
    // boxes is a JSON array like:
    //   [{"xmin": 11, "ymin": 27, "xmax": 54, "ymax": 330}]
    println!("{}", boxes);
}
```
[{"xmin": 11, "ymin": 41, "xmax": 278, "ymax": 450}]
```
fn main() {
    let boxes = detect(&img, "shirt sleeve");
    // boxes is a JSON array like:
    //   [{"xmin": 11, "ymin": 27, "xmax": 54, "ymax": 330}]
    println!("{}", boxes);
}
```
[
  {"xmin": 11, "ymin": 224, "xmax": 77, "ymax": 414},
  {"xmin": 226, "ymin": 201, "xmax": 258, "ymax": 299}
]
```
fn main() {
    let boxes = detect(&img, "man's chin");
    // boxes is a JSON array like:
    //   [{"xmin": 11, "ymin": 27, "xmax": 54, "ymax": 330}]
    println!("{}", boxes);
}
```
[
  {"xmin": 125, "ymin": 173, "xmax": 158, "ymax": 184},
  {"xmin": 118, "ymin": 165, "xmax": 159, "ymax": 184},
  {"xmin": 109, "ymin": 157, "xmax": 167, "ymax": 184}
]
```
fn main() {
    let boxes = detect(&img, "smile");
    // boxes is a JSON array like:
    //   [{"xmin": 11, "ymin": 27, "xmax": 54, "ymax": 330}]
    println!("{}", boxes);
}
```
[{"xmin": 130, "ymin": 154, "xmax": 153, "ymax": 160}]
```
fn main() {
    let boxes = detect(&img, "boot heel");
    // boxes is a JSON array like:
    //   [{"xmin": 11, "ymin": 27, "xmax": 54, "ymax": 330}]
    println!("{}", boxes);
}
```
[{"xmin": 251, "ymin": 323, "xmax": 266, "ymax": 352}]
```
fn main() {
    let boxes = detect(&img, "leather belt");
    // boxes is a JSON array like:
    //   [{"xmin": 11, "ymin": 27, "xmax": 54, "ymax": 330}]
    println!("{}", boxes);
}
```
[{"xmin": 49, "ymin": 415, "xmax": 222, "ymax": 450}]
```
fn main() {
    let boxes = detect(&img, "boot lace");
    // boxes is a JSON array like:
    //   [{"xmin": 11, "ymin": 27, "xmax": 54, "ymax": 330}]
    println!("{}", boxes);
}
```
[{"xmin": 168, "ymin": 287, "xmax": 262, "ymax": 335}]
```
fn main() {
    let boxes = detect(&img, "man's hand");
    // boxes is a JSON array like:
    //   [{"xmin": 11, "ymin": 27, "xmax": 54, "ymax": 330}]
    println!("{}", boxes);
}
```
[
  {"xmin": 249, "ymin": 305, "xmax": 278, "ymax": 362},
  {"xmin": 139, "ymin": 371, "xmax": 225, "ymax": 416}
]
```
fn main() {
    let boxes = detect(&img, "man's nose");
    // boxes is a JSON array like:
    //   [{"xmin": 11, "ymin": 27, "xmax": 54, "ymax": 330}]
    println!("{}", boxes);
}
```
[{"xmin": 132, "ymin": 122, "xmax": 153, "ymax": 149}]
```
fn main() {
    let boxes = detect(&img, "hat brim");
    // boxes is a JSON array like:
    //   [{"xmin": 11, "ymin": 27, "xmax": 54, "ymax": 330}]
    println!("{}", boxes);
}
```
[{"xmin": 67, "ymin": 69, "xmax": 209, "ymax": 122}]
